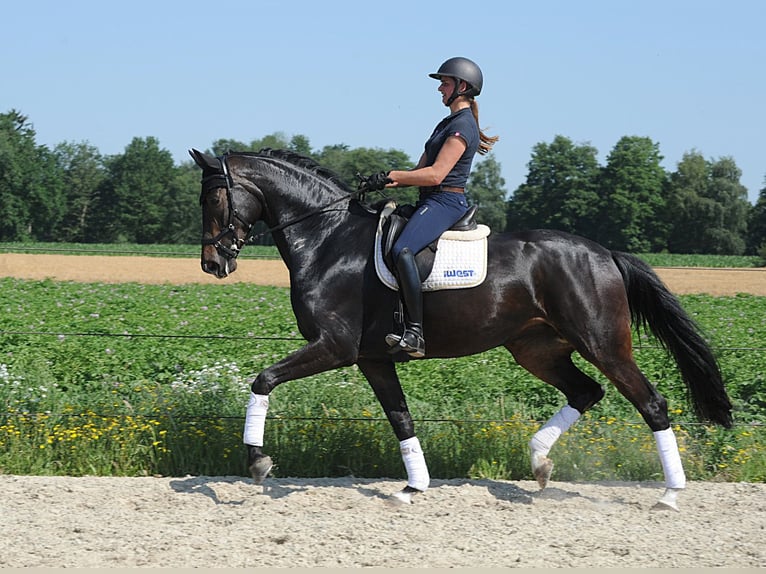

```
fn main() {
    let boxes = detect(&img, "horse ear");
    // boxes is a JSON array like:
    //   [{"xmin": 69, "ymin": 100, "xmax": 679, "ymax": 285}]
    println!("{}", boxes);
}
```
[{"xmin": 188, "ymin": 148, "xmax": 221, "ymax": 172}]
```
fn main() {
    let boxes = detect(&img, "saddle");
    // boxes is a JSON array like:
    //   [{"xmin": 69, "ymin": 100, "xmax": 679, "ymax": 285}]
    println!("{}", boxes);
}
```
[{"xmin": 374, "ymin": 201, "xmax": 490, "ymax": 291}]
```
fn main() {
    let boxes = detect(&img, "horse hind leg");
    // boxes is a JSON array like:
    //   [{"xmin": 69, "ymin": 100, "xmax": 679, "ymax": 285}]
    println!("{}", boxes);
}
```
[
  {"xmin": 587, "ymin": 350, "xmax": 686, "ymax": 511},
  {"xmin": 507, "ymin": 336, "xmax": 605, "ymax": 489},
  {"xmin": 611, "ymin": 366, "xmax": 687, "ymax": 511},
  {"xmin": 529, "ymin": 404, "xmax": 580, "ymax": 488}
]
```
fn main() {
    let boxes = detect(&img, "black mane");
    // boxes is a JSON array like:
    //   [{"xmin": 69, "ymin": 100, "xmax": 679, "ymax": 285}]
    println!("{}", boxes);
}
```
[{"xmin": 232, "ymin": 148, "xmax": 353, "ymax": 192}]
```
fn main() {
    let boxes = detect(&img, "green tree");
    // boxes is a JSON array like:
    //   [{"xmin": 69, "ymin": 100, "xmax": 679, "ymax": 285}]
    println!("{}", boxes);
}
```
[
  {"xmin": 594, "ymin": 136, "xmax": 667, "ymax": 252},
  {"xmin": 316, "ymin": 145, "xmax": 417, "ymax": 204},
  {"xmin": 666, "ymin": 151, "xmax": 749, "ymax": 254},
  {"xmin": 665, "ymin": 151, "xmax": 709, "ymax": 253},
  {"xmin": 466, "ymin": 153, "xmax": 507, "ymax": 231},
  {"xmin": 90, "ymin": 137, "xmax": 177, "ymax": 243},
  {"xmin": 507, "ymin": 135, "xmax": 600, "ymax": 237},
  {"xmin": 747, "ymin": 178, "xmax": 766, "ymax": 257},
  {"xmin": 705, "ymin": 157, "xmax": 749, "ymax": 254},
  {"xmin": 31, "ymin": 146, "xmax": 67, "ymax": 241},
  {"xmin": 0, "ymin": 110, "xmax": 66, "ymax": 241},
  {"xmin": 212, "ymin": 132, "xmax": 310, "ymax": 157},
  {"xmin": 314, "ymin": 143, "xmax": 350, "ymax": 175},
  {"xmin": 0, "ymin": 110, "xmax": 36, "ymax": 240},
  {"xmin": 53, "ymin": 141, "xmax": 105, "ymax": 242},
  {"xmin": 288, "ymin": 134, "xmax": 313, "ymax": 156},
  {"xmin": 164, "ymin": 160, "xmax": 201, "ymax": 244},
  {"xmin": 210, "ymin": 138, "xmax": 249, "ymax": 155}
]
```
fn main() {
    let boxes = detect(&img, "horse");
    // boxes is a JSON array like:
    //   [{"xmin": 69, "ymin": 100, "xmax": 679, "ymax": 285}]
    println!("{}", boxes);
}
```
[{"xmin": 189, "ymin": 147, "xmax": 732, "ymax": 510}]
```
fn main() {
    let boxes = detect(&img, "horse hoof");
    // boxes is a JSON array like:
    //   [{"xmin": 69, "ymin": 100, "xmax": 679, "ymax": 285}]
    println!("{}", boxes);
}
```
[
  {"xmin": 249, "ymin": 455, "xmax": 273, "ymax": 485},
  {"xmin": 390, "ymin": 490, "xmax": 413, "ymax": 505},
  {"xmin": 651, "ymin": 500, "xmax": 679, "ymax": 512},
  {"xmin": 532, "ymin": 455, "xmax": 554, "ymax": 489},
  {"xmin": 389, "ymin": 485, "xmax": 423, "ymax": 505},
  {"xmin": 651, "ymin": 488, "xmax": 681, "ymax": 512}
]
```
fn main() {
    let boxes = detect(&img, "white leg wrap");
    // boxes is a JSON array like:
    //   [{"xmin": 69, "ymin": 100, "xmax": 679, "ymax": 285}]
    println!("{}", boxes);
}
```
[
  {"xmin": 654, "ymin": 427, "xmax": 686, "ymax": 489},
  {"xmin": 529, "ymin": 405, "xmax": 581, "ymax": 456},
  {"xmin": 243, "ymin": 392, "xmax": 269, "ymax": 446},
  {"xmin": 400, "ymin": 436, "xmax": 430, "ymax": 492}
]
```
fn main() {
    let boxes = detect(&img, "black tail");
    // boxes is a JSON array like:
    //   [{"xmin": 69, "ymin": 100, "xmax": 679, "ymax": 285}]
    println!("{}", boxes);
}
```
[{"xmin": 612, "ymin": 251, "xmax": 733, "ymax": 428}]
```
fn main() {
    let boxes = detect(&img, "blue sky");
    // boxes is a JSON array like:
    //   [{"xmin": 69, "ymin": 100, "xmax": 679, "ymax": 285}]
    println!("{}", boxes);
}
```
[{"xmin": 3, "ymin": 0, "xmax": 764, "ymax": 203}]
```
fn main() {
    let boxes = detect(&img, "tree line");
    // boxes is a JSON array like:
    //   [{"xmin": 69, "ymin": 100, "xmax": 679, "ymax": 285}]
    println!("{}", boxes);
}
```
[{"xmin": 2, "ymin": 109, "xmax": 765, "ymax": 255}]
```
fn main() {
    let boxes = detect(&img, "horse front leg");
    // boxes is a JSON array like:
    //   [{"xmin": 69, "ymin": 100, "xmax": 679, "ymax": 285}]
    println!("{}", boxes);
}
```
[
  {"xmin": 243, "ymin": 394, "xmax": 272, "ymax": 484},
  {"xmin": 244, "ymin": 336, "xmax": 357, "ymax": 484},
  {"xmin": 357, "ymin": 358, "xmax": 430, "ymax": 504}
]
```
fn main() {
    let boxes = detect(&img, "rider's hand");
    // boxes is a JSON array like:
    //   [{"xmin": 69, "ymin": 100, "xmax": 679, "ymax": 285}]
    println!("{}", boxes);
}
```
[{"xmin": 362, "ymin": 171, "xmax": 392, "ymax": 191}]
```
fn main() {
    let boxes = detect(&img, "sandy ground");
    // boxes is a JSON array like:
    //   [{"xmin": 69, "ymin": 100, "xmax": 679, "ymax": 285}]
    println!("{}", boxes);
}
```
[
  {"xmin": 1, "ymin": 252, "xmax": 766, "ymax": 295},
  {"xmin": 1, "ymin": 475, "xmax": 764, "ymax": 568},
  {"xmin": 1, "ymin": 253, "xmax": 765, "ymax": 568}
]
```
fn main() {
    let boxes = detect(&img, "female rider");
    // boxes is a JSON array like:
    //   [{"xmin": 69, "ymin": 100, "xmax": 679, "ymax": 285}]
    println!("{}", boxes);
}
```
[{"xmin": 364, "ymin": 56, "xmax": 499, "ymax": 358}]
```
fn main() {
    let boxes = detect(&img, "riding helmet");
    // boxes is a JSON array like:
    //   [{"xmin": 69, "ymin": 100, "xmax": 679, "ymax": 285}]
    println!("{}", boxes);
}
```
[{"xmin": 429, "ymin": 57, "xmax": 483, "ymax": 97}]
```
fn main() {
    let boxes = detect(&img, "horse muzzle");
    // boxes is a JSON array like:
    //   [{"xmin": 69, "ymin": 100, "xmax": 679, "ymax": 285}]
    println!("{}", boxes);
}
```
[
  {"xmin": 201, "ymin": 251, "xmax": 238, "ymax": 278},
  {"xmin": 201, "ymin": 237, "xmax": 240, "ymax": 278},
  {"xmin": 201, "ymin": 227, "xmax": 244, "ymax": 278}
]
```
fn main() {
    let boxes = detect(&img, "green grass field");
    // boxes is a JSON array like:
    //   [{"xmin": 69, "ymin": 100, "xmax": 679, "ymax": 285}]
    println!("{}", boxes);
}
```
[{"xmin": 0, "ymin": 247, "xmax": 764, "ymax": 482}]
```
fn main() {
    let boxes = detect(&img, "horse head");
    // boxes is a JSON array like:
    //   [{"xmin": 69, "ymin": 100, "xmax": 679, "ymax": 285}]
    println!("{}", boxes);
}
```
[{"xmin": 189, "ymin": 148, "xmax": 264, "ymax": 278}]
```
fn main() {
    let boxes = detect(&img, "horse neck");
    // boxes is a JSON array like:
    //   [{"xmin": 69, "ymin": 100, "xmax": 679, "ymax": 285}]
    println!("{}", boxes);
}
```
[
  {"xmin": 239, "ymin": 155, "xmax": 348, "ymax": 221},
  {"xmin": 236, "ymin": 155, "xmax": 357, "ymax": 265}
]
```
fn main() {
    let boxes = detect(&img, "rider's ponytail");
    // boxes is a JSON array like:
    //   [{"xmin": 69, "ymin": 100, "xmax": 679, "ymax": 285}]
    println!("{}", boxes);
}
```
[{"xmin": 470, "ymin": 99, "xmax": 499, "ymax": 155}]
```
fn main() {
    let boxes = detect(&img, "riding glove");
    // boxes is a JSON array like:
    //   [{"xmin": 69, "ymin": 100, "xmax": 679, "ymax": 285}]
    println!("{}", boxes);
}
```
[{"xmin": 363, "ymin": 171, "xmax": 392, "ymax": 191}]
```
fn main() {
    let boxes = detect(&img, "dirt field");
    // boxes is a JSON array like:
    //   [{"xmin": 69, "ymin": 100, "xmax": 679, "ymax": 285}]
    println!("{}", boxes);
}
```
[
  {"xmin": 1, "ymin": 252, "xmax": 765, "ymax": 295},
  {"xmin": 1, "ymin": 475, "xmax": 764, "ymax": 568},
  {"xmin": 1, "ymin": 253, "xmax": 765, "ymax": 567}
]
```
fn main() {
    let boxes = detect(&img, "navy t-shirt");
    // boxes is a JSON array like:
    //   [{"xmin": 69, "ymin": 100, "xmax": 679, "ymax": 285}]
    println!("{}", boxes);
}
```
[{"xmin": 422, "ymin": 107, "xmax": 480, "ymax": 188}]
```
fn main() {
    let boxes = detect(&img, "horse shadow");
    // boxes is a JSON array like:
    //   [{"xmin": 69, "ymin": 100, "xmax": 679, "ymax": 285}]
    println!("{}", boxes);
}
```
[
  {"xmin": 429, "ymin": 478, "xmax": 537, "ymax": 505},
  {"xmin": 168, "ymin": 475, "xmax": 643, "ymax": 507},
  {"xmin": 168, "ymin": 475, "xmax": 310, "ymax": 505}
]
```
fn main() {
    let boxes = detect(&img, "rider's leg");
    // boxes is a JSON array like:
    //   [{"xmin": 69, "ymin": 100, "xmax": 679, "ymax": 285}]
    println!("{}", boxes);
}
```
[
  {"xmin": 393, "ymin": 247, "xmax": 425, "ymax": 357},
  {"xmin": 385, "ymin": 192, "xmax": 468, "ymax": 357}
]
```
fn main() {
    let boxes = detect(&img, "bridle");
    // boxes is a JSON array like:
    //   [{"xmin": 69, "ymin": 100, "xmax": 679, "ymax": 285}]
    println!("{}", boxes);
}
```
[
  {"xmin": 199, "ymin": 154, "xmax": 254, "ymax": 260},
  {"xmin": 200, "ymin": 153, "xmax": 381, "ymax": 262}
]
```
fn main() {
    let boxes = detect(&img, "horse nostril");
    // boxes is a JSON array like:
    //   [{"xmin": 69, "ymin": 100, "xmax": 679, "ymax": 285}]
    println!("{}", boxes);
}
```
[{"xmin": 201, "ymin": 260, "xmax": 218, "ymax": 275}]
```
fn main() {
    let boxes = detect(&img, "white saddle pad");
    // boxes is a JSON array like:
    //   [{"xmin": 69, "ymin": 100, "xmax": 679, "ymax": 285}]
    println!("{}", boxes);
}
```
[{"xmin": 374, "ymin": 202, "xmax": 490, "ymax": 292}]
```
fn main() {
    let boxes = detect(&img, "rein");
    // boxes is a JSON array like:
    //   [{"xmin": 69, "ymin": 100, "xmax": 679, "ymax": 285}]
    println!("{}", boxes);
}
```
[{"xmin": 203, "ymin": 153, "xmax": 379, "ymax": 259}]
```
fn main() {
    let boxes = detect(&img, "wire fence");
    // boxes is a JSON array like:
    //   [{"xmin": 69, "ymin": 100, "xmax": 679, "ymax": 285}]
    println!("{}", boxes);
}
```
[
  {"xmin": 2, "ymin": 328, "xmax": 763, "ymax": 430},
  {"xmin": 3, "ymin": 408, "xmax": 763, "ymax": 430},
  {"xmin": 1, "ymin": 328, "xmax": 764, "ymax": 352}
]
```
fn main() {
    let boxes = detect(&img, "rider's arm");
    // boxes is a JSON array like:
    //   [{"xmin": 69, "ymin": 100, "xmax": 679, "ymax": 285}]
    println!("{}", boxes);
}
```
[{"xmin": 386, "ymin": 136, "xmax": 466, "ymax": 188}]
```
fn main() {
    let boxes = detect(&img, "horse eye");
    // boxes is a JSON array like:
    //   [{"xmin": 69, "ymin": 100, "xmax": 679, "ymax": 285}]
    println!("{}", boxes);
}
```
[{"xmin": 203, "ymin": 191, "xmax": 223, "ymax": 207}]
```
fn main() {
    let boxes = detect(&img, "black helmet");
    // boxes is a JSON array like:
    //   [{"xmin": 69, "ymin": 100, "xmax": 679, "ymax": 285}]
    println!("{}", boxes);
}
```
[{"xmin": 429, "ymin": 57, "xmax": 483, "ymax": 97}]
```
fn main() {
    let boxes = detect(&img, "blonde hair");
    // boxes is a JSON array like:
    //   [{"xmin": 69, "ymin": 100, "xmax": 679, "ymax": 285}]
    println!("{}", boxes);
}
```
[{"xmin": 469, "ymin": 99, "xmax": 499, "ymax": 155}]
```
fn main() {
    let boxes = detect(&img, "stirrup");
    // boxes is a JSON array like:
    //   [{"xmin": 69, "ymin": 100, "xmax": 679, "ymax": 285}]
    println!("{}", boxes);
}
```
[
  {"xmin": 399, "ymin": 329, "xmax": 425, "ymax": 358},
  {"xmin": 385, "ymin": 332, "xmax": 403, "ymax": 347}
]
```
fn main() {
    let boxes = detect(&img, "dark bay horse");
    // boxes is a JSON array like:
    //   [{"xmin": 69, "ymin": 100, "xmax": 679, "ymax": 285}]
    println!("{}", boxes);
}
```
[{"xmin": 190, "ymin": 148, "xmax": 732, "ymax": 510}]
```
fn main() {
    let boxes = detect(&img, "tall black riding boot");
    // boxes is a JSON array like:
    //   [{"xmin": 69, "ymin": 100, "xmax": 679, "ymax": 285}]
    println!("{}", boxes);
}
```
[{"xmin": 385, "ymin": 247, "xmax": 425, "ymax": 358}]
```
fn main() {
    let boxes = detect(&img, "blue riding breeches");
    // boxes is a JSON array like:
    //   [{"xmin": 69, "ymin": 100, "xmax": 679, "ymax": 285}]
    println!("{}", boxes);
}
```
[{"xmin": 391, "ymin": 191, "xmax": 469, "ymax": 262}]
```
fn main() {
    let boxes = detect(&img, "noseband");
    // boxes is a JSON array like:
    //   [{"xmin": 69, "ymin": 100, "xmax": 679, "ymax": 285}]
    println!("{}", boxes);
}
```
[{"xmin": 200, "ymin": 154, "xmax": 255, "ymax": 261}]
